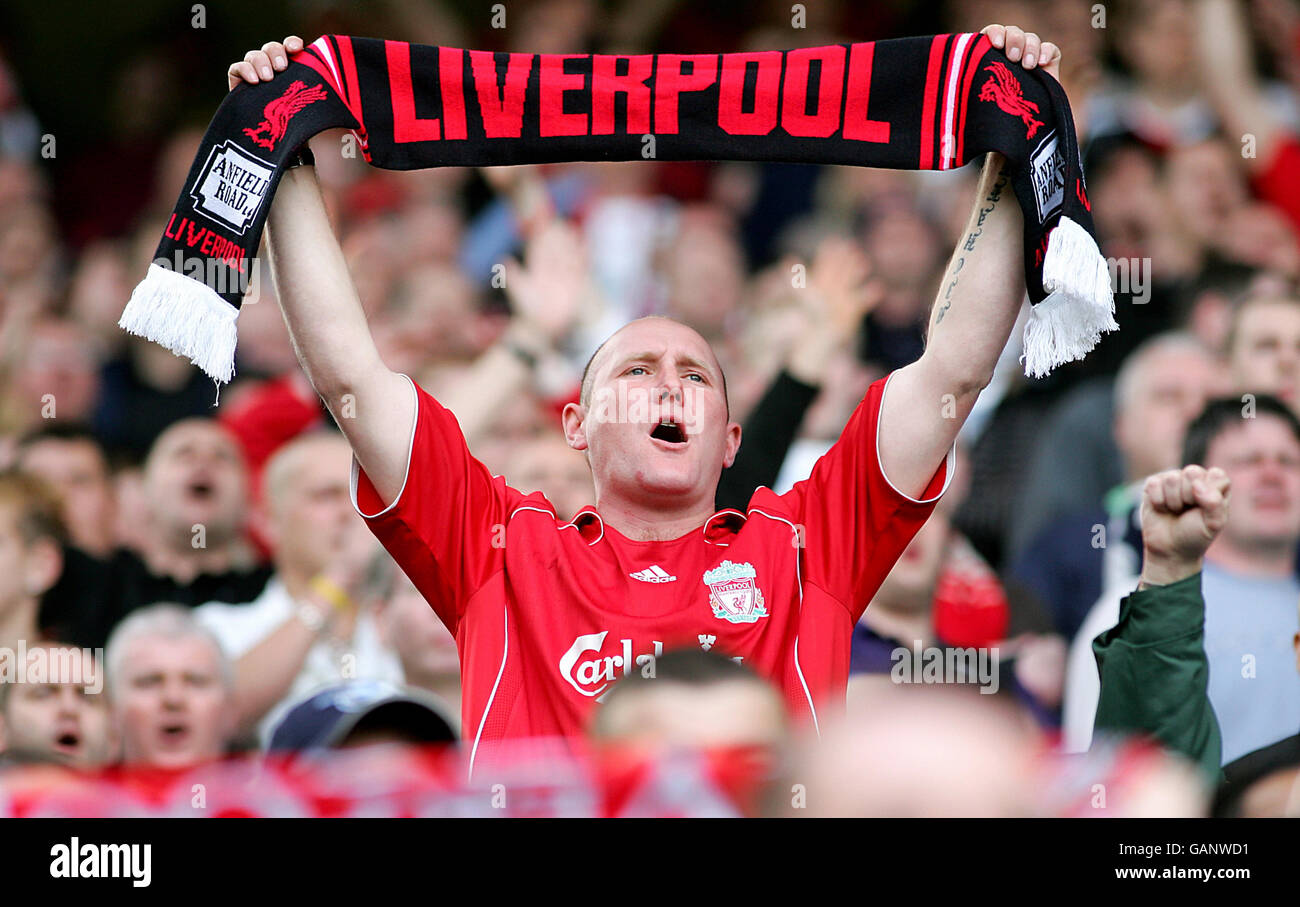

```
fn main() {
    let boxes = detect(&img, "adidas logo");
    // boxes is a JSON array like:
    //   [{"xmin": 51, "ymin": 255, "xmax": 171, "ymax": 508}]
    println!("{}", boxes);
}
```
[{"xmin": 629, "ymin": 565, "xmax": 677, "ymax": 583}]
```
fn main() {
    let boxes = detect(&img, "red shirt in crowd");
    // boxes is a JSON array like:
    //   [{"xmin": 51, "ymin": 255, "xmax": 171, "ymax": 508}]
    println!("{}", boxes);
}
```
[
  {"xmin": 352, "ymin": 373, "xmax": 949, "ymax": 772},
  {"xmin": 1252, "ymin": 133, "xmax": 1300, "ymax": 236}
]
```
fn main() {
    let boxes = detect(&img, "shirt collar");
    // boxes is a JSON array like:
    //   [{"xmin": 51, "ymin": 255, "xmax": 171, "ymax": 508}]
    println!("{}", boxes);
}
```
[
  {"xmin": 567, "ymin": 507, "xmax": 606, "ymax": 545},
  {"xmin": 565, "ymin": 507, "xmax": 747, "ymax": 546},
  {"xmin": 702, "ymin": 509, "xmax": 747, "ymax": 545}
]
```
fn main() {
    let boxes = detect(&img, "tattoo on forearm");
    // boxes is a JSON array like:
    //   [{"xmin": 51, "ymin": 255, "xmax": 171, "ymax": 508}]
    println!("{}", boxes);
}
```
[{"xmin": 934, "ymin": 170, "xmax": 1008, "ymax": 325}]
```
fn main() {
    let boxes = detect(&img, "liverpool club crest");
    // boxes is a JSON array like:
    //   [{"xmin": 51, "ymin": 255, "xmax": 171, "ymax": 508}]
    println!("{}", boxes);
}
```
[{"xmin": 702, "ymin": 561, "xmax": 768, "ymax": 624}]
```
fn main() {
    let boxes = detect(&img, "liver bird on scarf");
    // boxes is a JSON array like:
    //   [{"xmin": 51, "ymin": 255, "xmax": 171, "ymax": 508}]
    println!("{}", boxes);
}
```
[{"xmin": 243, "ymin": 80, "xmax": 330, "ymax": 151}]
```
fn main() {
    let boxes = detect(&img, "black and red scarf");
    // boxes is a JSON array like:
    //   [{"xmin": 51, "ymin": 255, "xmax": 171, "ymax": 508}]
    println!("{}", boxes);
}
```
[{"xmin": 121, "ymin": 33, "xmax": 1115, "ymax": 383}]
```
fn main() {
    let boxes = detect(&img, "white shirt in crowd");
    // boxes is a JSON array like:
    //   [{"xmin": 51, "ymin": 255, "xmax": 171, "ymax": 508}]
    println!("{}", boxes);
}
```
[{"xmin": 196, "ymin": 577, "xmax": 404, "ymax": 747}]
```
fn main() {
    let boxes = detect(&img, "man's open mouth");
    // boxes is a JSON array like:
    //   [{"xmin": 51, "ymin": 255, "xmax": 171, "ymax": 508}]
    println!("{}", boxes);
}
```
[
  {"xmin": 159, "ymin": 722, "xmax": 191, "ymax": 746},
  {"xmin": 53, "ymin": 729, "xmax": 82, "ymax": 753},
  {"xmin": 650, "ymin": 419, "xmax": 687, "ymax": 445}
]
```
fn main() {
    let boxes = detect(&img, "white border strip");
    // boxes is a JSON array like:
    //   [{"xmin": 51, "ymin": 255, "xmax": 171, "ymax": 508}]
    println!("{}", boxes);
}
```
[
  {"xmin": 875, "ymin": 371, "xmax": 957, "ymax": 505},
  {"xmin": 349, "ymin": 374, "xmax": 418, "ymax": 519},
  {"xmin": 940, "ymin": 33, "xmax": 973, "ymax": 170},
  {"xmin": 309, "ymin": 37, "xmax": 343, "ymax": 86},
  {"xmin": 468, "ymin": 600, "xmax": 509, "ymax": 781},
  {"xmin": 747, "ymin": 507, "xmax": 819, "ymax": 736},
  {"xmin": 559, "ymin": 510, "xmax": 605, "ymax": 547}
]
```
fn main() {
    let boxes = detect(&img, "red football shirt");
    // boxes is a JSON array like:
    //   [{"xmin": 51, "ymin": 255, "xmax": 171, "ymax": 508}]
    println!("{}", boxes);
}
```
[{"xmin": 352, "ymin": 373, "xmax": 949, "ymax": 772}]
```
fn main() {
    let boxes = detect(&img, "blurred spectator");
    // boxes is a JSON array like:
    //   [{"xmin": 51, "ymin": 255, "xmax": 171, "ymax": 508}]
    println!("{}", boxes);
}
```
[
  {"xmin": 1065, "ymin": 396, "xmax": 1300, "ymax": 762},
  {"xmin": 1194, "ymin": 0, "xmax": 1300, "ymax": 236},
  {"xmin": 377, "ymin": 572, "xmax": 461, "ymax": 725},
  {"xmin": 109, "ymin": 464, "xmax": 149, "ymax": 558},
  {"xmin": 859, "ymin": 205, "xmax": 944, "ymax": 373},
  {"xmin": 65, "ymin": 240, "xmax": 134, "ymax": 353},
  {"xmin": 775, "ymin": 685, "xmax": 1041, "ymax": 817},
  {"xmin": 591, "ymin": 649, "xmax": 788, "ymax": 752},
  {"xmin": 1225, "ymin": 289, "xmax": 1300, "ymax": 414},
  {"xmin": 0, "ymin": 156, "xmax": 46, "ymax": 214},
  {"xmin": 1085, "ymin": 135, "xmax": 1165, "ymax": 264},
  {"xmin": 1177, "ymin": 258, "xmax": 1263, "ymax": 352},
  {"xmin": 135, "ymin": 418, "xmax": 260, "ymax": 584},
  {"xmin": 1010, "ymin": 333, "xmax": 1225, "ymax": 638},
  {"xmin": 849, "ymin": 511, "xmax": 958, "ymax": 675},
  {"xmin": 1163, "ymin": 139, "xmax": 1250, "ymax": 267},
  {"xmin": 105, "ymin": 604, "xmax": 236, "ymax": 769},
  {"xmin": 0, "ymin": 470, "xmax": 64, "ymax": 650},
  {"xmin": 502, "ymin": 433, "xmax": 593, "ymax": 523},
  {"xmin": 0, "ymin": 201, "xmax": 61, "ymax": 306},
  {"xmin": 952, "ymin": 377, "xmax": 1064, "ymax": 571},
  {"xmin": 1089, "ymin": 0, "xmax": 1218, "ymax": 150},
  {"xmin": 726, "ymin": 235, "xmax": 882, "ymax": 501},
  {"xmin": 266, "ymin": 681, "xmax": 456, "ymax": 756},
  {"xmin": 0, "ymin": 318, "xmax": 103, "ymax": 437},
  {"xmin": 16, "ymin": 424, "xmax": 115, "ymax": 558},
  {"xmin": 230, "ymin": 288, "xmax": 301, "ymax": 383},
  {"xmin": 1219, "ymin": 718, "xmax": 1300, "ymax": 816},
  {"xmin": 0, "ymin": 643, "xmax": 115, "ymax": 769},
  {"xmin": 1046, "ymin": 737, "xmax": 1210, "ymax": 816},
  {"xmin": 0, "ymin": 49, "xmax": 40, "ymax": 159},
  {"xmin": 93, "ymin": 338, "xmax": 222, "ymax": 459},
  {"xmin": 849, "ymin": 461, "xmax": 1065, "ymax": 726},
  {"xmin": 195, "ymin": 434, "xmax": 403, "ymax": 745},
  {"xmin": 659, "ymin": 208, "xmax": 747, "ymax": 345},
  {"xmin": 1090, "ymin": 465, "xmax": 1229, "ymax": 781},
  {"xmin": 54, "ymin": 52, "xmax": 183, "ymax": 248},
  {"xmin": 40, "ymin": 418, "xmax": 271, "ymax": 650},
  {"xmin": 1219, "ymin": 763, "xmax": 1300, "ymax": 817},
  {"xmin": 216, "ymin": 370, "xmax": 327, "ymax": 512},
  {"xmin": 373, "ymin": 262, "xmax": 488, "ymax": 374},
  {"xmin": 422, "ymin": 214, "xmax": 590, "ymax": 470}
]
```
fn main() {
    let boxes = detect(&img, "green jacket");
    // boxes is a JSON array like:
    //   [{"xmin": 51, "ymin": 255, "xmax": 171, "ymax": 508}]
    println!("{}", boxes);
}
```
[{"xmin": 1091, "ymin": 573, "xmax": 1223, "ymax": 781}]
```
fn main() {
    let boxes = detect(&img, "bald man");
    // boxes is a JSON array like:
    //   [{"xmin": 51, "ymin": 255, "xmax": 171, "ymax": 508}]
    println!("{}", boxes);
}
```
[
  {"xmin": 237, "ymin": 25, "xmax": 1064, "ymax": 767},
  {"xmin": 195, "ymin": 433, "xmax": 401, "ymax": 745}
]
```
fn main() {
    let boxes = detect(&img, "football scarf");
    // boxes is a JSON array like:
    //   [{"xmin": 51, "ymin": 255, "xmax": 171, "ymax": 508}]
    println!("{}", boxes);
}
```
[{"xmin": 121, "ymin": 33, "xmax": 1115, "ymax": 383}]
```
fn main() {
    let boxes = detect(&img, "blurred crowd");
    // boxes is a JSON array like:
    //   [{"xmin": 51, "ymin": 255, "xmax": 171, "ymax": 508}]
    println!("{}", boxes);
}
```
[{"xmin": 1, "ymin": 0, "xmax": 1300, "ymax": 816}]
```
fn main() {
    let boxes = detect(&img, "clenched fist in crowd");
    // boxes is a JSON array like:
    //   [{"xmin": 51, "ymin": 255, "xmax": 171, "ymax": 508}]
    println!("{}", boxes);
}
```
[{"xmin": 1138, "ymin": 465, "xmax": 1231, "ymax": 588}]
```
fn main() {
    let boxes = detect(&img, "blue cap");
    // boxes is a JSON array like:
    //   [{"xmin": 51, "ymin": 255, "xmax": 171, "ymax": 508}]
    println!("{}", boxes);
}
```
[{"xmin": 267, "ymin": 681, "xmax": 457, "ymax": 753}]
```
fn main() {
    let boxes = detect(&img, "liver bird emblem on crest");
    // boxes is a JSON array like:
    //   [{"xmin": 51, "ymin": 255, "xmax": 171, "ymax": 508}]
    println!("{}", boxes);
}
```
[
  {"xmin": 978, "ymin": 62, "xmax": 1043, "ymax": 140},
  {"xmin": 243, "ymin": 80, "xmax": 329, "ymax": 151}
]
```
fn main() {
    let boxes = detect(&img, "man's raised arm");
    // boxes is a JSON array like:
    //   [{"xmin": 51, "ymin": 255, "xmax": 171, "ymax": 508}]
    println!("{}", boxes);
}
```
[
  {"xmin": 232, "ymin": 38, "xmax": 412, "ymax": 504},
  {"xmin": 878, "ymin": 25, "xmax": 1058, "ymax": 498}
]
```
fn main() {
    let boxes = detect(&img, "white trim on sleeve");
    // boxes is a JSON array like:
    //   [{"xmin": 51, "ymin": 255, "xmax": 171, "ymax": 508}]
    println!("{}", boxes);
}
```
[
  {"xmin": 349, "ymin": 373, "xmax": 419, "ymax": 520},
  {"xmin": 747, "ymin": 507, "xmax": 819, "ymax": 736},
  {"xmin": 875, "ymin": 371, "xmax": 957, "ymax": 505}
]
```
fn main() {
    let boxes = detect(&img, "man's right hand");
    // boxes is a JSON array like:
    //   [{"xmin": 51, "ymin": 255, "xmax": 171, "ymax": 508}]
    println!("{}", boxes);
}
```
[
  {"xmin": 228, "ymin": 36, "xmax": 304, "ymax": 91},
  {"xmin": 1138, "ymin": 465, "xmax": 1231, "ymax": 587}
]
